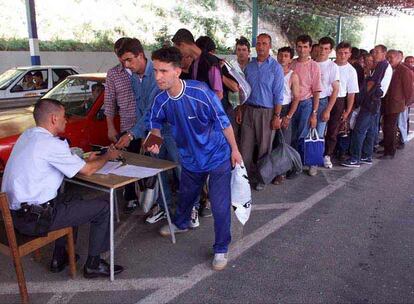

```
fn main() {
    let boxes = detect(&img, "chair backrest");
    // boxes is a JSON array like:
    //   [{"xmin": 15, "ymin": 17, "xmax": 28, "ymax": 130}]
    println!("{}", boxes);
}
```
[{"xmin": 0, "ymin": 192, "xmax": 18, "ymax": 252}]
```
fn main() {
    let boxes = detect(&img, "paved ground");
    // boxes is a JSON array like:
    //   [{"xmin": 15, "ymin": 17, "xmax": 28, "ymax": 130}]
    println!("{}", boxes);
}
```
[{"xmin": 1, "ymin": 127, "xmax": 414, "ymax": 303}]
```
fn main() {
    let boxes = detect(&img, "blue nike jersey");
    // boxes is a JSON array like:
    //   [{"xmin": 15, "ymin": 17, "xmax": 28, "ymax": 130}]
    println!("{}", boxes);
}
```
[{"xmin": 148, "ymin": 80, "xmax": 231, "ymax": 172}]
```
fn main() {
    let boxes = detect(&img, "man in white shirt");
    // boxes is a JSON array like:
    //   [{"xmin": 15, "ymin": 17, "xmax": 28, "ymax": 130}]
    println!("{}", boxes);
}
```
[
  {"xmin": 1, "ymin": 99, "xmax": 124, "ymax": 278},
  {"xmin": 324, "ymin": 42, "xmax": 359, "ymax": 168},
  {"xmin": 316, "ymin": 36, "xmax": 340, "ymax": 172}
]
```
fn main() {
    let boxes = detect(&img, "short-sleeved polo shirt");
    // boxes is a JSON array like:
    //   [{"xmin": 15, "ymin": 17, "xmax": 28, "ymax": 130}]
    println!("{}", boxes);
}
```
[
  {"xmin": 1, "ymin": 127, "xmax": 85, "ymax": 210},
  {"xmin": 148, "ymin": 80, "xmax": 230, "ymax": 173}
]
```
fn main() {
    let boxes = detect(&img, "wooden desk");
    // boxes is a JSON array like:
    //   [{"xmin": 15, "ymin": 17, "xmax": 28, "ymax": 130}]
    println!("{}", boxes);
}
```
[{"xmin": 64, "ymin": 152, "xmax": 177, "ymax": 281}]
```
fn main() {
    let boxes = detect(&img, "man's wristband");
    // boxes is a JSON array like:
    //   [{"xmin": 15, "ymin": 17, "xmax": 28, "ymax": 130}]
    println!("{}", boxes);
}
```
[{"xmin": 273, "ymin": 113, "xmax": 281, "ymax": 118}]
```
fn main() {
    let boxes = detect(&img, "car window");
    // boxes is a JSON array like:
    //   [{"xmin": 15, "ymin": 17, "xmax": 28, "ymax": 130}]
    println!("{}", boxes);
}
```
[
  {"xmin": 11, "ymin": 69, "xmax": 48, "ymax": 92},
  {"xmin": 52, "ymin": 69, "xmax": 77, "ymax": 86},
  {"xmin": 43, "ymin": 78, "xmax": 105, "ymax": 117},
  {"xmin": 0, "ymin": 69, "xmax": 25, "ymax": 90}
]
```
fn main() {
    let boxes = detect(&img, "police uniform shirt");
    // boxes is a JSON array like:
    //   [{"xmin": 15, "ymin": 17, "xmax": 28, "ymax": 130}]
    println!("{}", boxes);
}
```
[
  {"xmin": 1, "ymin": 127, "xmax": 85, "ymax": 210},
  {"xmin": 149, "ymin": 79, "xmax": 231, "ymax": 173}
]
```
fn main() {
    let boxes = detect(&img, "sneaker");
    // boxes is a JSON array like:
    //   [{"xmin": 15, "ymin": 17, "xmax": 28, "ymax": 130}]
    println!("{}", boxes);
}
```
[
  {"xmin": 212, "ymin": 252, "xmax": 228, "ymax": 271},
  {"xmin": 255, "ymin": 183, "xmax": 265, "ymax": 191},
  {"xmin": 199, "ymin": 200, "xmax": 212, "ymax": 218},
  {"xmin": 124, "ymin": 200, "xmax": 138, "ymax": 214},
  {"xmin": 159, "ymin": 223, "xmax": 188, "ymax": 237},
  {"xmin": 341, "ymin": 159, "xmax": 360, "ymax": 168},
  {"xmin": 323, "ymin": 156, "xmax": 333, "ymax": 169},
  {"xmin": 308, "ymin": 166, "xmax": 318, "ymax": 176},
  {"xmin": 189, "ymin": 207, "xmax": 200, "ymax": 228},
  {"xmin": 145, "ymin": 206, "xmax": 167, "ymax": 224},
  {"xmin": 360, "ymin": 157, "xmax": 373, "ymax": 165}
]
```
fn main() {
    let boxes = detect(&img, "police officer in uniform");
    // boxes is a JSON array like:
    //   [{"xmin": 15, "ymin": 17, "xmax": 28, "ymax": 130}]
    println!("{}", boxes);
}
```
[{"xmin": 1, "ymin": 98, "xmax": 124, "ymax": 278}]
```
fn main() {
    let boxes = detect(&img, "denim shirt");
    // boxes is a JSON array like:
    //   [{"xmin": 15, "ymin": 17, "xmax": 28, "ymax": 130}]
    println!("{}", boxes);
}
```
[{"xmin": 245, "ymin": 56, "xmax": 284, "ymax": 108}]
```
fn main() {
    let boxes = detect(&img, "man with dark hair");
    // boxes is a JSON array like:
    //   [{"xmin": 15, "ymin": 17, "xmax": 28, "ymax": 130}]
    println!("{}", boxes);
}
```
[
  {"xmin": 382, "ymin": 50, "xmax": 413, "ymax": 158},
  {"xmin": 316, "ymin": 36, "xmax": 340, "ymax": 170},
  {"xmin": 311, "ymin": 44, "xmax": 319, "ymax": 61},
  {"xmin": 147, "ymin": 47, "xmax": 242, "ymax": 271},
  {"xmin": 172, "ymin": 28, "xmax": 224, "ymax": 100},
  {"xmin": 238, "ymin": 33, "xmax": 284, "ymax": 191},
  {"xmin": 405, "ymin": 56, "xmax": 414, "ymax": 68},
  {"xmin": 324, "ymin": 42, "xmax": 359, "ymax": 166},
  {"xmin": 342, "ymin": 44, "xmax": 392, "ymax": 167},
  {"xmin": 2, "ymin": 99, "xmax": 124, "ymax": 278},
  {"xmin": 291, "ymin": 34, "xmax": 322, "ymax": 175},
  {"xmin": 33, "ymin": 71, "xmax": 47, "ymax": 90},
  {"xmin": 104, "ymin": 37, "xmax": 140, "ymax": 213},
  {"xmin": 114, "ymin": 38, "xmax": 179, "ymax": 225},
  {"xmin": 231, "ymin": 36, "xmax": 251, "ymax": 75}
]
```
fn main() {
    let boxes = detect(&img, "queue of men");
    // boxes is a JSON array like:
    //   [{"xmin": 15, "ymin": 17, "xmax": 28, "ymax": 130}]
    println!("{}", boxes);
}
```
[{"xmin": 1, "ymin": 28, "xmax": 413, "ymax": 276}]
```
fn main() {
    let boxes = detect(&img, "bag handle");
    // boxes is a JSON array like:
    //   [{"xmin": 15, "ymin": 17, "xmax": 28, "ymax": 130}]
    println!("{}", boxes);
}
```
[{"xmin": 306, "ymin": 128, "xmax": 320, "ymax": 141}]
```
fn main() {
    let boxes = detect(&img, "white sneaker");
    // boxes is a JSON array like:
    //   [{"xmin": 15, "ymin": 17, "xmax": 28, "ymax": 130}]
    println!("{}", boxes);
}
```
[
  {"xmin": 323, "ymin": 155, "xmax": 333, "ymax": 169},
  {"xmin": 212, "ymin": 252, "xmax": 228, "ymax": 270},
  {"xmin": 146, "ymin": 206, "xmax": 167, "ymax": 224},
  {"xmin": 308, "ymin": 165, "xmax": 318, "ymax": 176},
  {"xmin": 189, "ymin": 207, "xmax": 200, "ymax": 229}
]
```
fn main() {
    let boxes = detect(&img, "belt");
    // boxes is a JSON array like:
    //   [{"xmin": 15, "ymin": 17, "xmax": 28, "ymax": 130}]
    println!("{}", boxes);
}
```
[
  {"xmin": 247, "ymin": 104, "xmax": 272, "ymax": 109},
  {"xmin": 15, "ymin": 200, "xmax": 54, "ymax": 215}
]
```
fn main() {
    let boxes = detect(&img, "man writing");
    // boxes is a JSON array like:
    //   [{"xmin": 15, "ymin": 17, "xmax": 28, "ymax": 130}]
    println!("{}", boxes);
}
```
[
  {"xmin": 146, "ymin": 47, "xmax": 242, "ymax": 271},
  {"xmin": 1, "ymin": 99, "xmax": 124, "ymax": 278}
]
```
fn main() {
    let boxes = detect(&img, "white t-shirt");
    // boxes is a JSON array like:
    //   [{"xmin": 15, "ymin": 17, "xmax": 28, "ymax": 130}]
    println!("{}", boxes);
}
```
[
  {"xmin": 1, "ymin": 127, "xmax": 85, "ymax": 210},
  {"xmin": 337, "ymin": 63, "xmax": 359, "ymax": 98},
  {"xmin": 381, "ymin": 63, "xmax": 393, "ymax": 97},
  {"xmin": 317, "ymin": 59, "xmax": 340, "ymax": 98},
  {"xmin": 282, "ymin": 70, "xmax": 293, "ymax": 105}
]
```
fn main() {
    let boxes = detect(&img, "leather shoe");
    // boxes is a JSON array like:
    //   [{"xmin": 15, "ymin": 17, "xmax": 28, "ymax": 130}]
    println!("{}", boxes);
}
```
[
  {"xmin": 83, "ymin": 259, "xmax": 124, "ymax": 279},
  {"xmin": 50, "ymin": 253, "xmax": 80, "ymax": 273}
]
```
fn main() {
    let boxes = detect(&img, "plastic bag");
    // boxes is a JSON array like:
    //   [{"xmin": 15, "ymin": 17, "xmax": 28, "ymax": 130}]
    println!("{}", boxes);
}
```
[
  {"xmin": 223, "ymin": 60, "xmax": 251, "ymax": 105},
  {"xmin": 231, "ymin": 163, "xmax": 252, "ymax": 225},
  {"xmin": 349, "ymin": 107, "xmax": 360, "ymax": 130},
  {"xmin": 303, "ymin": 128, "xmax": 324, "ymax": 166},
  {"xmin": 139, "ymin": 178, "xmax": 159, "ymax": 214},
  {"xmin": 258, "ymin": 131, "xmax": 300, "ymax": 184}
]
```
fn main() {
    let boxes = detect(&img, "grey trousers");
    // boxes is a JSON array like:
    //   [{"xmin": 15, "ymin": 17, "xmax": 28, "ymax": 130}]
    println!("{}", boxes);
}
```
[{"xmin": 240, "ymin": 105, "xmax": 273, "ymax": 177}]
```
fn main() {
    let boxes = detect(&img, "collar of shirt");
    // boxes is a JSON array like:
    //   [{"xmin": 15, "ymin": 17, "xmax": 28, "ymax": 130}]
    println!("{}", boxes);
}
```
[
  {"xmin": 252, "ymin": 56, "xmax": 272, "ymax": 66},
  {"xmin": 33, "ymin": 126, "xmax": 54, "ymax": 137}
]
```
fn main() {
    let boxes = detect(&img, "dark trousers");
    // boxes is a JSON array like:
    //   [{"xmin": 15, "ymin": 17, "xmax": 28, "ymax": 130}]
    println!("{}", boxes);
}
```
[
  {"xmin": 174, "ymin": 160, "xmax": 232, "ymax": 253},
  {"xmin": 383, "ymin": 113, "xmax": 399, "ymax": 156},
  {"xmin": 325, "ymin": 97, "xmax": 346, "ymax": 157},
  {"xmin": 124, "ymin": 138, "xmax": 141, "ymax": 201},
  {"xmin": 12, "ymin": 198, "xmax": 110, "ymax": 256},
  {"xmin": 349, "ymin": 108, "xmax": 378, "ymax": 161}
]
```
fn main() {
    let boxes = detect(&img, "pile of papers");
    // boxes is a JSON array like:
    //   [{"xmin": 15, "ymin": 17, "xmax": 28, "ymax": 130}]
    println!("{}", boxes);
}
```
[{"xmin": 96, "ymin": 161, "xmax": 162, "ymax": 178}]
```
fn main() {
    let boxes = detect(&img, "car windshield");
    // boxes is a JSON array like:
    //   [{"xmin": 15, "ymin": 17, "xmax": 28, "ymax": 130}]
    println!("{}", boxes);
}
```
[
  {"xmin": 43, "ymin": 77, "xmax": 105, "ymax": 117},
  {"xmin": 0, "ymin": 69, "xmax": 25, "ymax": 90}
]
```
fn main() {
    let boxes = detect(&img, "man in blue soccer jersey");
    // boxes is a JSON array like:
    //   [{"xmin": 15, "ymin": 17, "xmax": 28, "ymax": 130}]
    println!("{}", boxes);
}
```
[{"xmin": 146, "ymin": 47, "xmax": 242, "ymax": 271}]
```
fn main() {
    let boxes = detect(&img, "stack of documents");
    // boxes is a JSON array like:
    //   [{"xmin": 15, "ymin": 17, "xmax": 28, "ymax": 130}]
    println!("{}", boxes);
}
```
[{"xmin": 96, "ymin": 162, "xmax": 162, "ymax": 178}]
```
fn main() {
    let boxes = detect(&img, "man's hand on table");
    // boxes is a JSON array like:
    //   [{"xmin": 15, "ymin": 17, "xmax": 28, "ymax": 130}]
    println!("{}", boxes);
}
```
[
  {"xmin": 115, "ymin": 133, "xmax": 133, "ymax": 149},
  {"xmin": 105, "ymin": 145, "xmax": 122, "ymax": 160}
]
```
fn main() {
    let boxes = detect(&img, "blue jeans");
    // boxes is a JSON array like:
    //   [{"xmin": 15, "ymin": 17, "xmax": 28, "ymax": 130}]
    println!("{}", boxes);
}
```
[
  {"xmin": 349, "ymin": 108, "xmax": 379, "ymax": 161},
  {"xmin": 157, "ymin": 134, "xmax": 181, "ymax": 211},
  {"xmin": 398, "ymin": 107, "xmax": 409, "ymax": 143},
  {"xmin": 317, "ymin": 97, "xmax": 329, "ymax": 138},
  {"xmin": 291, "ymin": 98, "xmax": 313, "ymax": 153},
  {"xmin": 174, "ymin": 160, "xmax": 232, "ymax": 253}
]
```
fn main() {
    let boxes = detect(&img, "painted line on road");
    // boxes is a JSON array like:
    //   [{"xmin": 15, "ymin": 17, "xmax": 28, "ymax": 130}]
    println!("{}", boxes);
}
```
[
  {"xmin": 135, "ymin": 163, "xmax": 374, "ymax": 304},
  {"xmin": 252, "ymin": 203, "xmax": 297, "ymax": 211}
]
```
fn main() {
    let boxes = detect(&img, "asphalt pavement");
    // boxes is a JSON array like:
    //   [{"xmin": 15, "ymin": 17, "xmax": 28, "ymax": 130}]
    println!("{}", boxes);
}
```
[{"xmin": 1, "ymin": 133, "xmax": 414, "ymax": 303}]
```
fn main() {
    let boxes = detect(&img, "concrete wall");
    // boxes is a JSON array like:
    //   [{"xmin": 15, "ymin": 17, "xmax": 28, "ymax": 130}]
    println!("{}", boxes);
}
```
[{"xmin": 0, "ymin": 51, "xmax": 119, "ymax": 74}]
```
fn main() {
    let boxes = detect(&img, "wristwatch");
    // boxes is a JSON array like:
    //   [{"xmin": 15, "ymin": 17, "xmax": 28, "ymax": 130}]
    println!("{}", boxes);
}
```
[
  {"xmin": 312, "ymin": 110, "xmax": 317, "ymax": 115},
  {"xmin": 127, "ymin": 132, "xmax": 134, "ymax": 141},
  {"xmin": 273, "ymin": 113, "xmax": 281, "ymax": 118}
]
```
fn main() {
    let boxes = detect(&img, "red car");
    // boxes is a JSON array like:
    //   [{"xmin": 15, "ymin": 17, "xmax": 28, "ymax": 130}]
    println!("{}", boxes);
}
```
[{"xmin": 0, "ymin": 73, "xmax": 119, "ymax": 172}]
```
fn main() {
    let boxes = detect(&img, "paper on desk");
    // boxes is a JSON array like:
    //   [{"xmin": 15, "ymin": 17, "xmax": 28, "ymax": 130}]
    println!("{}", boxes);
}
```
[
  {"xmin": 96, "ymin": 161, "xmax": 123, "ymax": 174},
  {"xmin": 110, "ymin": 165, "xmax": 162, "ymax": 178}
]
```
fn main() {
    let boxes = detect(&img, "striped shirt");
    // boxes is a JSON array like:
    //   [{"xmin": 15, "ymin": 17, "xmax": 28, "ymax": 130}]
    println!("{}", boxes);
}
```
[
  {"xmin": 104, "ymin": 64, "xmax": 136, "ymax": 132},
  {"xmin": 148, "ymin": 80, "xmax": 230, "ymax": 172}
]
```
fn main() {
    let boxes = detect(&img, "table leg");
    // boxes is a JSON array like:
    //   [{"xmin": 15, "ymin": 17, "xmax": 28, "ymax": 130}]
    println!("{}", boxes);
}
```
[
  {"xmin": 114, "ymin": 190, "xmax": 120, "ymax": 223},
  {"xmin": 109, "ymin": 188, "xmax": 115, "ymax": 281},
  {"xmin": 157, "ymin": 173, "xmax": 176, "ymax": 244}
]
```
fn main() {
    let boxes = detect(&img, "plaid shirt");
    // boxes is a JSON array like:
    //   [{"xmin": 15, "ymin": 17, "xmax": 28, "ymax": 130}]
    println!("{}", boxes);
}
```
[{"xmin": 104, "ymin": 64, "xmax": 136, "ymax": 132}]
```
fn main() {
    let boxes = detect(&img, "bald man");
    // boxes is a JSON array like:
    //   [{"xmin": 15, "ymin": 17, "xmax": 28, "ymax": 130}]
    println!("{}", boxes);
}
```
[{"xmin": 1, "ymin": 98, "xmax": 124, "ymax": 278}]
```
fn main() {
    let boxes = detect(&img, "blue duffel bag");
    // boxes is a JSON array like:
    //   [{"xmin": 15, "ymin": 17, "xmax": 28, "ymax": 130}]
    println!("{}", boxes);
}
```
[{"xmin": 303, "ymin": 128, "xmax": 324, "ymax": 167}]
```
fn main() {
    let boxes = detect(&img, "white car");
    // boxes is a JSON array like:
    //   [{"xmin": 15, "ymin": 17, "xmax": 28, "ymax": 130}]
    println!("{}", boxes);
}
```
[{"xmin": 0, "ymin": 65, "xmax": 80, "ymax": 109}]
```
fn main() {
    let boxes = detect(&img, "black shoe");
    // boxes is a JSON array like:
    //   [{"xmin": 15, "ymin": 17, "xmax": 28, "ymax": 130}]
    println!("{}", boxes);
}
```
[
  {"xmin": 50, "ymin": 253, "xmax": 80, "ymax": 273},
  {"xmin": 83, "ymin": 259, "xmax": 124, "ymax": 279},
  {"xmin": 124, "ymin": 200, "xmax": 138, "ymax": 214}
]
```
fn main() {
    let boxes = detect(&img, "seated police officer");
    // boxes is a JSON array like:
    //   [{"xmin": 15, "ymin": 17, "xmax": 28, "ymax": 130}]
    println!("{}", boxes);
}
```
[{"xmin": 1, "ymin": 98, "xmax": 124, "ymax": 278}]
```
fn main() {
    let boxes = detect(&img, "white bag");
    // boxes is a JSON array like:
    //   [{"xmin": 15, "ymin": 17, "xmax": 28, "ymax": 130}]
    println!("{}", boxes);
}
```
[
  {"xmin": 139, "ymin": 180, "xmax": 159, "ymax": 213},
  {"xmin": 223, "ymin": 60, "xmax": 251, "ymax": 105},
  {"xmin": 231, "ymin": 163, "xmax": 252, "ymax": 225},
  {"xmin": 349, "ymin": 107, "xmax": 360, "ymax": 130}
]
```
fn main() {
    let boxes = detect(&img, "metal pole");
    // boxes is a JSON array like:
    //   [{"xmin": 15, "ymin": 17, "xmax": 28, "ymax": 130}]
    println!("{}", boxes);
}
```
[
  {"xmin": 374, "ymin": 16, "xmax": 380, "ymax": 46},
  {"xmin": 336, "ymin": 16, "xmax": 343, "ymax": 45},
  {"xmin": 252, "ymin": 0, "xmax": 258, "ymax": 47},
  {"xmin": 25, "ymin": 0, "xmax": 41, "ymax": 65}
]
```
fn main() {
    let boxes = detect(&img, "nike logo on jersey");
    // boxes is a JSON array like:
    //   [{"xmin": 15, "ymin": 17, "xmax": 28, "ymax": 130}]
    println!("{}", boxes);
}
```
[{"xmin": 188, "ymin": 116, "xmax": 197, "ymax": 119}]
